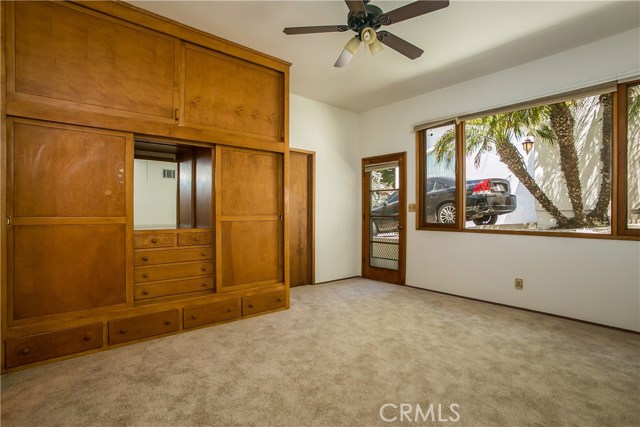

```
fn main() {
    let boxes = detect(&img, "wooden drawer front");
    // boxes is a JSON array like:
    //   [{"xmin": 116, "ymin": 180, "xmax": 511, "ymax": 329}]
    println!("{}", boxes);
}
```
[
  {"xmin": 178, "ymin": 232, "xmax": 213, "ymax": 246},
  {"xmin": 134, "ymin": 247, "xmax": 213, "ymax": 266},
  {"xmin": 242, "ymin": 290, "xmax": 286, "ymax": 316},
  {"xmin": 108, "ymin": 310, "xmax": 179, "ymax": 345},
  {"xmin": 134, "ymin": 261, "xmax": 214, "ymax": 283},
  {"xmin": 134, "ymin": 233, "xmax": 175, "ymax": 249},
  {"xmin": 6, "ymin": 324, "xmax": 103, "ymax": 368},
  {"xmin": 183, "ymin": 298, "xmax": 241, "ymax": 329},
  {"xmin": 135, "ymin": 277, "xmax": 214, "ymax": 300}
]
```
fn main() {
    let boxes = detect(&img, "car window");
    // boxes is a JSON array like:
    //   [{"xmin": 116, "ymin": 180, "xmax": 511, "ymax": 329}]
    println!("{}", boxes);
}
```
[
  {"xmin": 434, "ymin": 181, "xmax": 446, "ymax": 191},
  {"xmin": 426, "ymin": 180, "xmax": 435, "ymax": 192}
]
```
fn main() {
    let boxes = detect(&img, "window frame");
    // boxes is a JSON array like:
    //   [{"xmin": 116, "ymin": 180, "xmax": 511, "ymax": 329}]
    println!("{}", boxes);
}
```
[
  {"xmin": 416, "ymin": 122, "xmax": 464, "ymax": 231},
  {"xmin": 617, "ymin": 80, "xmax": 640, "ymax": 238},
  {"xmin": 416, "ymin": 81, "xmax": 639, "ymax": 241}
]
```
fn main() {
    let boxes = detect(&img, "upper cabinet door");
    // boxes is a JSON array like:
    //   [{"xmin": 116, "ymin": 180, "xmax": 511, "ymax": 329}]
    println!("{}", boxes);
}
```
[
  {"xmin": 9, "ymin": 1, "xmax": 179, "ymax": 120},
  {"xmin": 183, "ymin": 44, "xmax": 284, "ymax": 142}
]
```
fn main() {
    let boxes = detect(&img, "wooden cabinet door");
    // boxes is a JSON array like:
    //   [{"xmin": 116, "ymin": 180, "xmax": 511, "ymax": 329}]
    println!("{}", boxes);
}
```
[
  {"xmin": 8, "ymin": 1, "xmax": 179, "ymax": 121},
  {"xmin": 217, "ymin": 147, "xmax": 284, "ymax": 291},
  {"xmin": 183, "ymin": 44, "xmax": 284, "ymax": 141},
  {"xmin": 7, "ymin": 119, "xmax": 132, "ymax": 321}
]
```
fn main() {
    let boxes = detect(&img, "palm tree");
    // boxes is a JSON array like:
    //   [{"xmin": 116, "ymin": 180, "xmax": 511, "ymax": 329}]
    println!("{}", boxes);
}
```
[{"xmin": 433, "ymin": 95, "xmax": 613, "ymax": 229}]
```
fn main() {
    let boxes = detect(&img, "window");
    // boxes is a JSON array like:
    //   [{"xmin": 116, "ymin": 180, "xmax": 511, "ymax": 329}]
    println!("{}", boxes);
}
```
[
  {"xmin": 619, "ymin": 80, "xmax": 640, "ymax": 237},
  {"xmin": 627, "ymin": 84, "xmax": 640, "ymax": 229},
  {"xmin": 418, "ymin": 122, "xmax": 458, "ymax": 227},
  {"xmin": 417, "ymin": 80, "xmax": 639, "ymax": 240}
]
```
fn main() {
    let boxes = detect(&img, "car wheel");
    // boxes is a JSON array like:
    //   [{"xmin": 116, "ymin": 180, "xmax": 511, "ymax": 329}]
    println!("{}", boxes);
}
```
[
  {"xmin": 472, "ymin": 215, "xmax": 498, "ymax": 226},
  {"xmin": 437, "ymin": 203, "xmax": 456, "ymax": 223}
]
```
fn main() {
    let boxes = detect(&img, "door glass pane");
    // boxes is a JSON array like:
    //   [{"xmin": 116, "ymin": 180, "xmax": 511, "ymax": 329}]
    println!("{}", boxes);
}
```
[
  {"xmin": 424, "ymin": 123, "xmax": 457, "ymax": 224},
  {"xmin": 370, "ymin": 166, "xmax": 399, "ymax": 270},
  {"xmin": 628, "ymin": 84, "xmax": 640, "ymax": 229}
]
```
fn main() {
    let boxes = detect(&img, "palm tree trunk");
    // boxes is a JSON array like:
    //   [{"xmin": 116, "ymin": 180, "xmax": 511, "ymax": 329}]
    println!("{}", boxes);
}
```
[
  {"xmin": 495, "ymin": 141, "xmax": 570, "ymax": 227},
  {"xmin": 587, "ymin": 93, "xmax": 612, "ymax": 224},
  {"xmin": 549, "ymin": 102, "xmax": 588, "ymax": 226}
]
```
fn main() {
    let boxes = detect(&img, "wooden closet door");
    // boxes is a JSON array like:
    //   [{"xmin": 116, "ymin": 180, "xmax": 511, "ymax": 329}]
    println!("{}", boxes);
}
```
[
  {"xmin": 216, "ymin": 147, "xmax": 284, "ymax": 291},
  {"xmin": 7, "ymin": 119, "xmax": 132, "ymax": 321},
  {"xmin": 289, "ymin": 151, "xmax": 314, "ymax": 287}
]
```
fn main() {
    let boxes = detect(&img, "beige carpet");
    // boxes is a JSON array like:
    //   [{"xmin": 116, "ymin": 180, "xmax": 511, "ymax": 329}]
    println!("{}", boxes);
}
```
[{"xmin": 1, "ymin": 278, "xmax": 639, "ymax": 427}]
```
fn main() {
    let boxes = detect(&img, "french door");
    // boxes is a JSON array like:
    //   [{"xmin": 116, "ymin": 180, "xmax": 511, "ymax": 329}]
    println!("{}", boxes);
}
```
[{"xmin": 362, "ymin": 152, "xmax": 406, "ymax": 285}]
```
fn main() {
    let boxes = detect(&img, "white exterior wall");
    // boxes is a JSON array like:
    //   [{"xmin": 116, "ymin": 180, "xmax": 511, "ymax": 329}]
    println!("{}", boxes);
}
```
[
  {"xmin": 289, "ymin": 94, "xmax": 360, "ymax": 283},
  {"xmin": 358, "ymin": 29, "xmax": 640, "ymax": 330}
]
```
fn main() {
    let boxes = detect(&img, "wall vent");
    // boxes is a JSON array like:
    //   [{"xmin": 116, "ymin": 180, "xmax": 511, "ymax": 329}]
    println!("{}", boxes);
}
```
[{"xmin": 162, "ymin": 169, "xmax": 176, "ymax": 179}]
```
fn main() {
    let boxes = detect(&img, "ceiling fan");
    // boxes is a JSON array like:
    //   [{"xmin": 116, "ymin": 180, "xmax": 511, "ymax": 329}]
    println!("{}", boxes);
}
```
[{"xmin": 283, "ymin": 0, "xmax": 450, "ymax": 68}]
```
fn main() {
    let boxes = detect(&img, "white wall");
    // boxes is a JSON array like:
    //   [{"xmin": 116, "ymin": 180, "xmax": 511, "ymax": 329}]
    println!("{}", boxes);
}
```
[
  {"xmin": 289, "ymin": 94, "xmax": 360, "ymax": 283},
  {"xmin": 359, "ymin": 29, "xmax": 640, "ymax": 330}
]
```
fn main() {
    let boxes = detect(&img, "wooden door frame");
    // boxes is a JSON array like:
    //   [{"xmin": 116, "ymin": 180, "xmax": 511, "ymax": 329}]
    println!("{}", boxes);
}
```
[
  {"xmin": 290, "ymin": 148, "xmax": 315, "ymax": 285},
  {"xmin": 362, "ymin": 152, "xmax": 406, "ymax": 285}
]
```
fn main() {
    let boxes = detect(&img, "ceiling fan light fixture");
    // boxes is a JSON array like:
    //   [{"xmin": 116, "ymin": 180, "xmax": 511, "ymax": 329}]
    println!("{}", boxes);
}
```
[
  {"xmin": 369, "ymin": 38, "xmax": 384, "ymax": 56},
  {"xmin": 360, "ymin": 27, "xmax": 377, "ymax": 46},
  {"xmin": 345, "ymin": 35, "xmax": 361, "ymax": 55},
  {"xmin": 334, "ymin": 36, "xmax": 361, "ymax": 68},
  {"xmin": 334, "ymin": 48, "xmax": 355, "ymax": 68}
]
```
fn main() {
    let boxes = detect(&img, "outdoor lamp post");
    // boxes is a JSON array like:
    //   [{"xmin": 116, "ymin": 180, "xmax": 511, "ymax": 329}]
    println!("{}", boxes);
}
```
[{"xmin": 522, "ymin": 134, "xmax": 534, "ymax": 154}]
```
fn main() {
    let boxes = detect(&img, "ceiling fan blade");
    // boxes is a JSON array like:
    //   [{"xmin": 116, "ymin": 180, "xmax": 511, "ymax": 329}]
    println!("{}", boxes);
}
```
[
  {"xmin": 344, "ymin": 0, "xmax": 367, "ymax": 14},
  {"xmin": 283, "ymin": 25, "xmax": 349, "ymax": 35},
  {"xmin": 377, "ymin": 31, "xmax": 424, "ymax": 59},
  {"xmin": 380, "ymin": 0, "xmax": 449, "ymax": 26}
]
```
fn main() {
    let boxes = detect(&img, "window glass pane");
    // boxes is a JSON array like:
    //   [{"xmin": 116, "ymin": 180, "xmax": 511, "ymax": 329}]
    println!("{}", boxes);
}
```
[
  {"xmin": 369, "ymin": 166, "xmax": 399, "ymax": 270},
  {"xmin": 424, "ymin": 123, "xmax": 456, "ymax": 224},
  {"xmin": 457, "ymin": 92, "xmax": 613, "ymax": 233},
  {"xmin": 627, "ymin": 84, "xmax": 640, "ymax": 229}
]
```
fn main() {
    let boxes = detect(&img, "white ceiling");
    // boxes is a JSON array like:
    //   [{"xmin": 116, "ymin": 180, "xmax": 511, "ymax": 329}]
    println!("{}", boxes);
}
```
[{"xmin": 128, "ymin": 1, "xmax": 640, "ymax": 112}]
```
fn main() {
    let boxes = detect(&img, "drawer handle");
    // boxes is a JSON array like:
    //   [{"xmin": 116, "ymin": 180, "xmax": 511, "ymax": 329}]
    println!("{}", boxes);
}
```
[
  {"xmin": 191, "ymin": 314, "xmax": 198, "ymax": 320},
  {"xmin": 194, "ymin": 236, "xmax": 201, "ymax": 241},
  {"xmin": 164, "ymin": 320, "xmax": 172, "ymax": 326},
  {"xmin": 83, "ymin": 335, "xmax": 92, "ymax": 342},
  {"xmin": 226, "ymin": 308, "xmax": 232, "ymax": 313},
  {"xmin": 201, "ymin": 251, "xmax": 208, "ymax": 256},
  {"xmin": 201, "ymin": 267, "xmax": 208, "ymax": 272},
  {"xmin": 202, "ymin": 282, "xmax": 208, "ymax": 288},
  {"xmin": 119, "ymin": 328, "xmax": 127, "ymax": 335},
  {"xmin": 143, "ymin": 290, "xmax": 150, "ymax": 295},
  {"xmin": 151, "ymin": 238, "xmax": 158, "ymax": 244},
  {"xmin": 21, "ymin": 347, "xmax": 30, "ymax": 355},
  {"xmin": 142, "ymin": 256, "xmax": 149, "ymax": 262},
  {"xmin": 277, "ymin": 298, "xmax": 282, "ymax": 302},
  {"xmin": 142, "ymin": 273, "xmax": 149, "ymax": 279},
  {"xmin": 248, "ymin": 304, "xmax": 254, "ymax": 309}
]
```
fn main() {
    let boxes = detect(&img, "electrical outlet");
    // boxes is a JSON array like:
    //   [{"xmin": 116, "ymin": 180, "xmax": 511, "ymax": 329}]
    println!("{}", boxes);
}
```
[{"xmin": 515, "ymin": 278, "xmax": 524, "ymax": 290}]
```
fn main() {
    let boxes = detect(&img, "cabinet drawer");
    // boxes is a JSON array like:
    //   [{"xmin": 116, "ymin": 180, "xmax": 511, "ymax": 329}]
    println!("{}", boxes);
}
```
[
  {"xmin": 134, "ymin": 261, "xmax": 214, "ymax": 283},
  {"xmin": 183, "ymin": 298, "xmax": 240, "ymax": 329},
  {"xmin": 134, "ymin": 247, "xmax": 213, "ymax": 266},
  {"xmin": 108, "ymin": 310, "xmax": 179, "ymax": 345},
  {"xmin": 178, "ymin": 232, "xmax": 213, "ymax": 246},
  {"xmin": 134, "ymin": 233, "xmax": 175, "ymax": 249},
  {"xmin": 242, "ymin": 289, "xmax": 286, "ymax": 316},
  {"xmin": 5, "ymin": 323, "xmax": 103, "ymax": 368},
  {"xmin": 135, "ymin": 277, "xmax": 214, "ymax": 300}
]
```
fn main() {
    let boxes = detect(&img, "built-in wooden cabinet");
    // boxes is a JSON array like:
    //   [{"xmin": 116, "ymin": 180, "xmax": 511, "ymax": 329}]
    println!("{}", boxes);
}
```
[
  {"xmin": 7, "ymin": 119, "xmax": 131, "ymax": 321},
  {"xmin": 133, "ymin": 229, "xmax": 215, "ymax": 301},
  {"xmin": 1, "ymin": 0, "xmax": 289, "ymax": 372},
  {"xmin": 9, "ymin": 1, "xmax": 179, "ymax": 121},
  {"xmin": 5, "ymin": 1, "xmax": 287, "ymax": 150},
  {"xmin": 182, "ymin": 44, "xmax": 284, "ymax": 141},
  {"xmin": 218, "ymin": 147, "xmax": 284, "ymax": 291}
]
